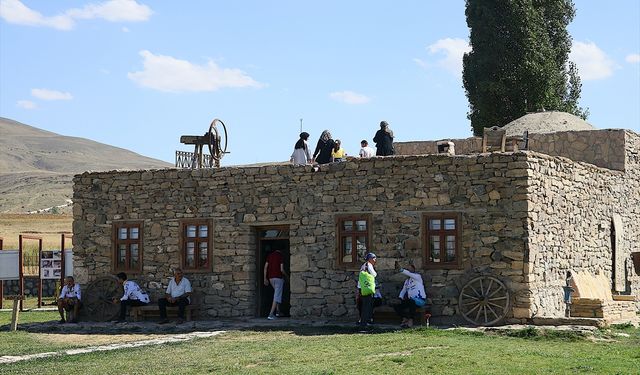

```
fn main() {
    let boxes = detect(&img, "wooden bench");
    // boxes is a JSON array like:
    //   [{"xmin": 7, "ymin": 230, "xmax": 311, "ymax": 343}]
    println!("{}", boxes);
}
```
[{"xmin": 131, "ymin": 292, "xmax": 200, "ymax": 322}]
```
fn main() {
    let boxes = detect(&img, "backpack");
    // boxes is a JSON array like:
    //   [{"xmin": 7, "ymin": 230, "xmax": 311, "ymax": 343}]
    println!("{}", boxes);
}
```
[{"xmin": 358, "ymin": 270, "xmax": 376, "ymax": 296}]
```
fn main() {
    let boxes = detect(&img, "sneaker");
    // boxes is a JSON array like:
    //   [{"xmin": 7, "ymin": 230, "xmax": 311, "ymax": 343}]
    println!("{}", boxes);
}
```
[
  {"xmin": 158, "ymin": 319, "xmax": 170, "ymax": 325},
  {"xmin": 267, "ymin": 314, "xmax": 276, "ymax": 320},
  {"xmin": 58, "ymin": 319, "xmax": 66, "ymax": 324},
  {"xmin": 114, "ymin": 319, "xmax": 126, "ymax": 324},
  {"xmin": 176, "ymin": 318, "xmax": 185, "ymax": 324}
]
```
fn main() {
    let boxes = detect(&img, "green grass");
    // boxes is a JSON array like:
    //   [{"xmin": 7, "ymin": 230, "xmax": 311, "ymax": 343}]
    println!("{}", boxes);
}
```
[
  {"xmin": 1, "ymin": 325, "xmax": 638, "ymax": 374},
  {"xmin": 0, "ymin": 309, "xmax": 58, "ymax": 326}
]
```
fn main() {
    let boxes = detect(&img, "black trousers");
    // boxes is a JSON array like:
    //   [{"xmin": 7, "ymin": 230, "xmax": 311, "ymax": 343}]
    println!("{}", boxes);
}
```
[
  {"xmin": 120, "ymin": 299, "xmax": 148, "ymax": 320},
  {"xmin": 158, "ymin": 297, "xmax": 190, "ymax": 319},
  {"xmin": 393, "ymin": 298, "xmax": 418, "ymax": 320},
  {"xmin": 360, "ymin": 294, "xmax": 374, "ymax": 325},
  {"xmin": 356, "ymin": 295, "xmax": 382, "ymax": 322}
]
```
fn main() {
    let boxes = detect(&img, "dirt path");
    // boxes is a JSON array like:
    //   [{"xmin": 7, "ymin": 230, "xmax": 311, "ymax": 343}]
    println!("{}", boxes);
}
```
[{"xmin": 0, "ymin": 330, "xmax": 225, "ymax": 365}]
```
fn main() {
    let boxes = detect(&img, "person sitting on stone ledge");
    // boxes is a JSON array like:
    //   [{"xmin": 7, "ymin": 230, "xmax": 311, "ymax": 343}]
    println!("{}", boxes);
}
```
[
  {"xmin": 57, "ymin": 276, "xmax": 81, "ymax": 323},
  {"xmin": 393, "ymin": 263, "xmax": 426, "ymax": 328},
  {"xmin": 158, "ymin": 268, "xmax": 192, "ymax": 324},
  {"xmin": 112, "ymin": 272, "xmax": 150, "ymax": 323}
]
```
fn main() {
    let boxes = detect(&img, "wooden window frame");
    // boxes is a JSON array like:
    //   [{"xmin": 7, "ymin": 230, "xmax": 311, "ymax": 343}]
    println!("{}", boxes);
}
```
[
  {"xmin": 180, "ymin": 219, "xmax": 213, "ymax": 273},
  {"xmin": 423, "ymin": 213, "xmax": 462, "ymax": 269},
  {"xmin": 112, "ymin": 221, "xmax": 143, "ymax": 273},
  {"xmin": 336, "ymin": 214, "xmax": 372, "ymax": 269}
]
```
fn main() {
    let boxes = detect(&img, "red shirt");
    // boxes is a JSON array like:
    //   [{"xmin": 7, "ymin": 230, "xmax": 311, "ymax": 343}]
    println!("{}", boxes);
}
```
[{"xmin": 266, "ymin": 251, "xmax": 284, "ymax": 279}]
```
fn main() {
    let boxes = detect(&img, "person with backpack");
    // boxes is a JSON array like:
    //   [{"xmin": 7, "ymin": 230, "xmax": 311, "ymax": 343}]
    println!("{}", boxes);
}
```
[
  {"xmin": 356, "ymin": 252, "xmax": 377, "ymax": 326},
  {"xmin": 393, "ymin": 263, "xmax": 426, "ymax": 328}
]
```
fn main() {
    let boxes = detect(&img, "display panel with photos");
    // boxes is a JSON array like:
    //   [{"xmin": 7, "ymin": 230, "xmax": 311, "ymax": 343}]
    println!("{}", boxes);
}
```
[{"xmin": 41, "ymin": 250, "xmax": 62, "ymax": 279}]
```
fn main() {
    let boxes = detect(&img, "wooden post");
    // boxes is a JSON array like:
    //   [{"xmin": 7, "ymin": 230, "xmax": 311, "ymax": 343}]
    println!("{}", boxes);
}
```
[
  {"xmin": 0, "ymin": 236, "xmax": 3, "ymax": 309},
  {"xmin": 6, "ymin": 295, "xmax": 24, "ymax": 331}
]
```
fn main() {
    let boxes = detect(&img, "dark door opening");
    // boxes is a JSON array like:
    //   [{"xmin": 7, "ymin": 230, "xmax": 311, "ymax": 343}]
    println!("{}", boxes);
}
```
[{"xmin": 256, "ymin": 226, "xmax": 290, "ymax": 317}]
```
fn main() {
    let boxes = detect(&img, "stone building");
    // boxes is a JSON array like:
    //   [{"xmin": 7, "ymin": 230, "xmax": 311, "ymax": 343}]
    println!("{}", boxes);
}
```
[{"xmin": 72, "ymin": 113, "xmax": 639, "ymax": 325}]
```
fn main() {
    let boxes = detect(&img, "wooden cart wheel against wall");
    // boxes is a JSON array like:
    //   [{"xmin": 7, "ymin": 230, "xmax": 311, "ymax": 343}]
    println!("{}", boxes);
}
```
[
  {"xmin": 458, "ymin": 275, "xmax": 510, "ymax": 326},
  {"xmin": 80, "ymin": 276, "xmax": 122, "ymax": 322}
]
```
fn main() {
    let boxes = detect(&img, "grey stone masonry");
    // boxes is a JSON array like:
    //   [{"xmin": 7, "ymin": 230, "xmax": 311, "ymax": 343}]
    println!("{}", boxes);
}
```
[
  {"xmin": 396, "ymin": 129, "xmax": 628, "ymax": 171},
  {"xmin": 72, "ymin": 130, "xmax": 639, "ymax": 324}
]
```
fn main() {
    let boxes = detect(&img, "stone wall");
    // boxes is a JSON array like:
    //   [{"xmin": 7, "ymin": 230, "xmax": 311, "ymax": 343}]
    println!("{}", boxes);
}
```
[
  {"xmin": 72, "ymin": 131, "xmax": 640, "ymax": 323},
  {"xmin": 395, "ymin": 129, "xmax": 628, "ymax": 171},
  {"xmin": 72, "ymin": 153, "xmax": 533, "ymax": 323},
  {"xmin": 525, "ymin": 139, "xmax": 640, "ymax": 317},
  {"xmin": 395, "ymin": 138, "xmax": 482, "ymax": 156},
  {"xmin": 528, "ymin": 129, "xmax": 627, "ymax": 171},
  {"xmin": 2, "ymin": 278, "xmax": 59, "ymax": 297}
]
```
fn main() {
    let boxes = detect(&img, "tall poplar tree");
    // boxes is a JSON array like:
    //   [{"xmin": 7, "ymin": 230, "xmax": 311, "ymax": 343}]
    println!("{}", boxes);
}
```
[{"xmin": 462, "ymin": 0, "xmax": 587, "ymax": 136}]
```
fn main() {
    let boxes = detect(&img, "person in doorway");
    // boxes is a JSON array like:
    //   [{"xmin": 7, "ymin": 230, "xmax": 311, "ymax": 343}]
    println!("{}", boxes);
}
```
[
  {"xmin": 373, "ymin": 120, "xmax": 395, "ymax": 156},
  {"xmin": 112, "ymin": 272, "xmax": 150, "ymax": 323},
  {"xmin": 357, "ymin": 252, "xmax": 378, "ymax": 327},
  {"xmin": 291, "ymin": 132, "xmax": 312, "ymax": 166},
  {"xmin": 312, "ymin": 130, "xmax": 336, "ymax": 165},
  {"xmin": 359, "ymin": 140, "xmax": 375, "ymax": 158},
  {"xmin": 393, "ymin": 263, "xmax": 426, "ymax": 328},
  {"xmin": 158, "ymin": 268, "xmax": 192, "ymax": 324},
  {"xmin": 331, "ymin": 139, "xmax": 347, "ymax": 162},
  {"xmin": 264, "ymin": 249, "xmax": 288, "ymax": 320},
  {"xmin": 57, "ymin": 276, "xmax": 81, "ymax": 323}
]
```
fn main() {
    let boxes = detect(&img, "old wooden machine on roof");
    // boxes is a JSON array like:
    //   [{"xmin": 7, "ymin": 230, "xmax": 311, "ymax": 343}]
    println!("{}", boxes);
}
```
[{"xmin": 176, "ymin": 118, "xmax": 228, "ymax": 168}]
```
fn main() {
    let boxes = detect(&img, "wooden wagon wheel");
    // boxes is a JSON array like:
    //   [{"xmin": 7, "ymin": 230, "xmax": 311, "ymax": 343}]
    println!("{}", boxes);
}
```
[
  {"xmin": 207, "ymin": 118, "xmax": 228, "ymax": 166},
  {"xmin": 79, "ymin": 276, "xmax": 121, "ymax": 322},
  {"xmin": 458, "ymin": 275, "xmax": 510, "ymax": 326}
]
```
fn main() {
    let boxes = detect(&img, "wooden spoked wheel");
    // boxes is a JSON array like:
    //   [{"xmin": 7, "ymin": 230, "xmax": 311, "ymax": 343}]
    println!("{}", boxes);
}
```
[
  {"xmin": 207, "ymin": 118, "xmax": 228, "ymax": 166},
  {"xmin": 458, "ymin": 275, "xmax": 510, "ymax": 326},
  {"xmin": 80, "ymin": 276, "xmax": 122, "ymax": 322}
]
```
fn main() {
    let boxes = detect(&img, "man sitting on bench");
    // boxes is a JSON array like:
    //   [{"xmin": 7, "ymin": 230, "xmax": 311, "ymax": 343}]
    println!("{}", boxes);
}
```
[
  {"xmin": 158, "ymin": 268, "xmax": 192, "ymax": 324},
  {"xmin": 58, "ymin": 276, "xmax": 81, "ymax": 323}
]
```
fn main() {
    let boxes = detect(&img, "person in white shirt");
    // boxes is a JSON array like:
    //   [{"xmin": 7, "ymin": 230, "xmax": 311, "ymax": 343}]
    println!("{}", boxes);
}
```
[
  {"xmin": 359, "ymin": 140, "xmax": 375, "ymax": 158},
  {"xmin": 393, "ymin": 263, "xmax": 426, "ymax": 328},
  {"xmin": 57, "ymin": 276, "xmax": 81, "ymax": 323},
  {"xmin": 290, "ymin": 132, "xmax": 312, "ymax": 166},
  {"xmin": 158, "ymin": 268, "xmax": 192, "ymax": 324},
  {"xmin": 357, "ymin": 252, "xmax": 378, "ymax": 327},
  {"xmin": 112, "ymin": 272, "xmax": 150, "ymax": 323}
]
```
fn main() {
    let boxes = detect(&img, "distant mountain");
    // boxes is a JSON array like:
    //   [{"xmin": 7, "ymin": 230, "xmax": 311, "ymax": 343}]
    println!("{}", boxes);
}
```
[{"xmin": 0, "ymin": 117, "xmax": 172, "ymax": 213}]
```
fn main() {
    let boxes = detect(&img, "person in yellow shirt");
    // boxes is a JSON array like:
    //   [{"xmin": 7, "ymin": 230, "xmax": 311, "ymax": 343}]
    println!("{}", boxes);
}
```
[{"xmin": 331, "ymin": 139, "xmax": 347, "ymax": 162}]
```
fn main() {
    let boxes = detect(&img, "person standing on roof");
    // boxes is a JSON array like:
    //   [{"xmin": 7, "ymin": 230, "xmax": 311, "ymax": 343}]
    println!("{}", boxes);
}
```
[{"xmin": 373, "ymin": 121, "xmax": 395, "ymax": 156}]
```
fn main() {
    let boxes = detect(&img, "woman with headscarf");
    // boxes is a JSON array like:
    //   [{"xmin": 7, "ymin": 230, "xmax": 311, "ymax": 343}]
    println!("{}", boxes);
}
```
[
  {"xmin": 373, "ymin": 120, "xmax": 395, "ymax": 156},
  {"xmin": 290, "ymin": 132, "xmax": 312, "ymax": 166},
  {"xmin": 312, "ymin": 130, "xmax": 336, "ymax": 165}
]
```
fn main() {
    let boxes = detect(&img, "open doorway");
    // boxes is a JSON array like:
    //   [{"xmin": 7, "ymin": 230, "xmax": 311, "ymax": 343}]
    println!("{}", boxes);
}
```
[{"xmin": 256, "ymin": 226, "xmax": 290, "ymax": 317}]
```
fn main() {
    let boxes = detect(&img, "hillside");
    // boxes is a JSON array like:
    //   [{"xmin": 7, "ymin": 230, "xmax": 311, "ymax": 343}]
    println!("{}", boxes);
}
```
[{"xmin": 0, "ymin": 117, "xmax": 172, "ymax": 213}]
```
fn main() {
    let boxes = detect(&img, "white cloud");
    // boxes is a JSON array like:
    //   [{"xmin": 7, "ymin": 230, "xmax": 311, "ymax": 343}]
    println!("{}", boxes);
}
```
[
  {"xmin": 67, "ymin": 0, "xmax": 152, "ymax": 22},
  {"xmin": 17, "ymin": 100, "xmax": 36, "ymax": 109},
  {"xmin": 128, "ymin": 50, "xmax": 264, "ymax": 92},
  {"xmin": 0, "ymin": 0, "xmax": 151, "ymax": 30},
  {"xmin": 0, "ymin": 0, "xmax": 73, "ymax": 30},
  {"xmin": 31, "ymin": 88, "xmax": 73, "ymax": 100},
  {"xmin": 570, "ymin": 41, "xmax": 616, "ymax": 80},
  {"xmin": 122, "ymin": 26, "xmax": 130, "ymax": 32},
  {"xmin": 426, "ymin": 38, "xmax": 471, "ymax": 76},
  {"xmin": 329, "ymin": 91, "xmax": 371, "ymax": 105},
  {"xmin": 626, "ymin": 54, "xmax": 640, "ymax": 64},
  {"xmin": 412, "ymin": 58, "xmax": 428, "ymax": 69}
]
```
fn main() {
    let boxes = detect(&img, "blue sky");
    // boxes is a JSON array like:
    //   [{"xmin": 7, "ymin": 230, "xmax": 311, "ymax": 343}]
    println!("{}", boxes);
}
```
[{"xmin": 1, "ymin": 0, "xmax": 639, "ymax": 166}]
